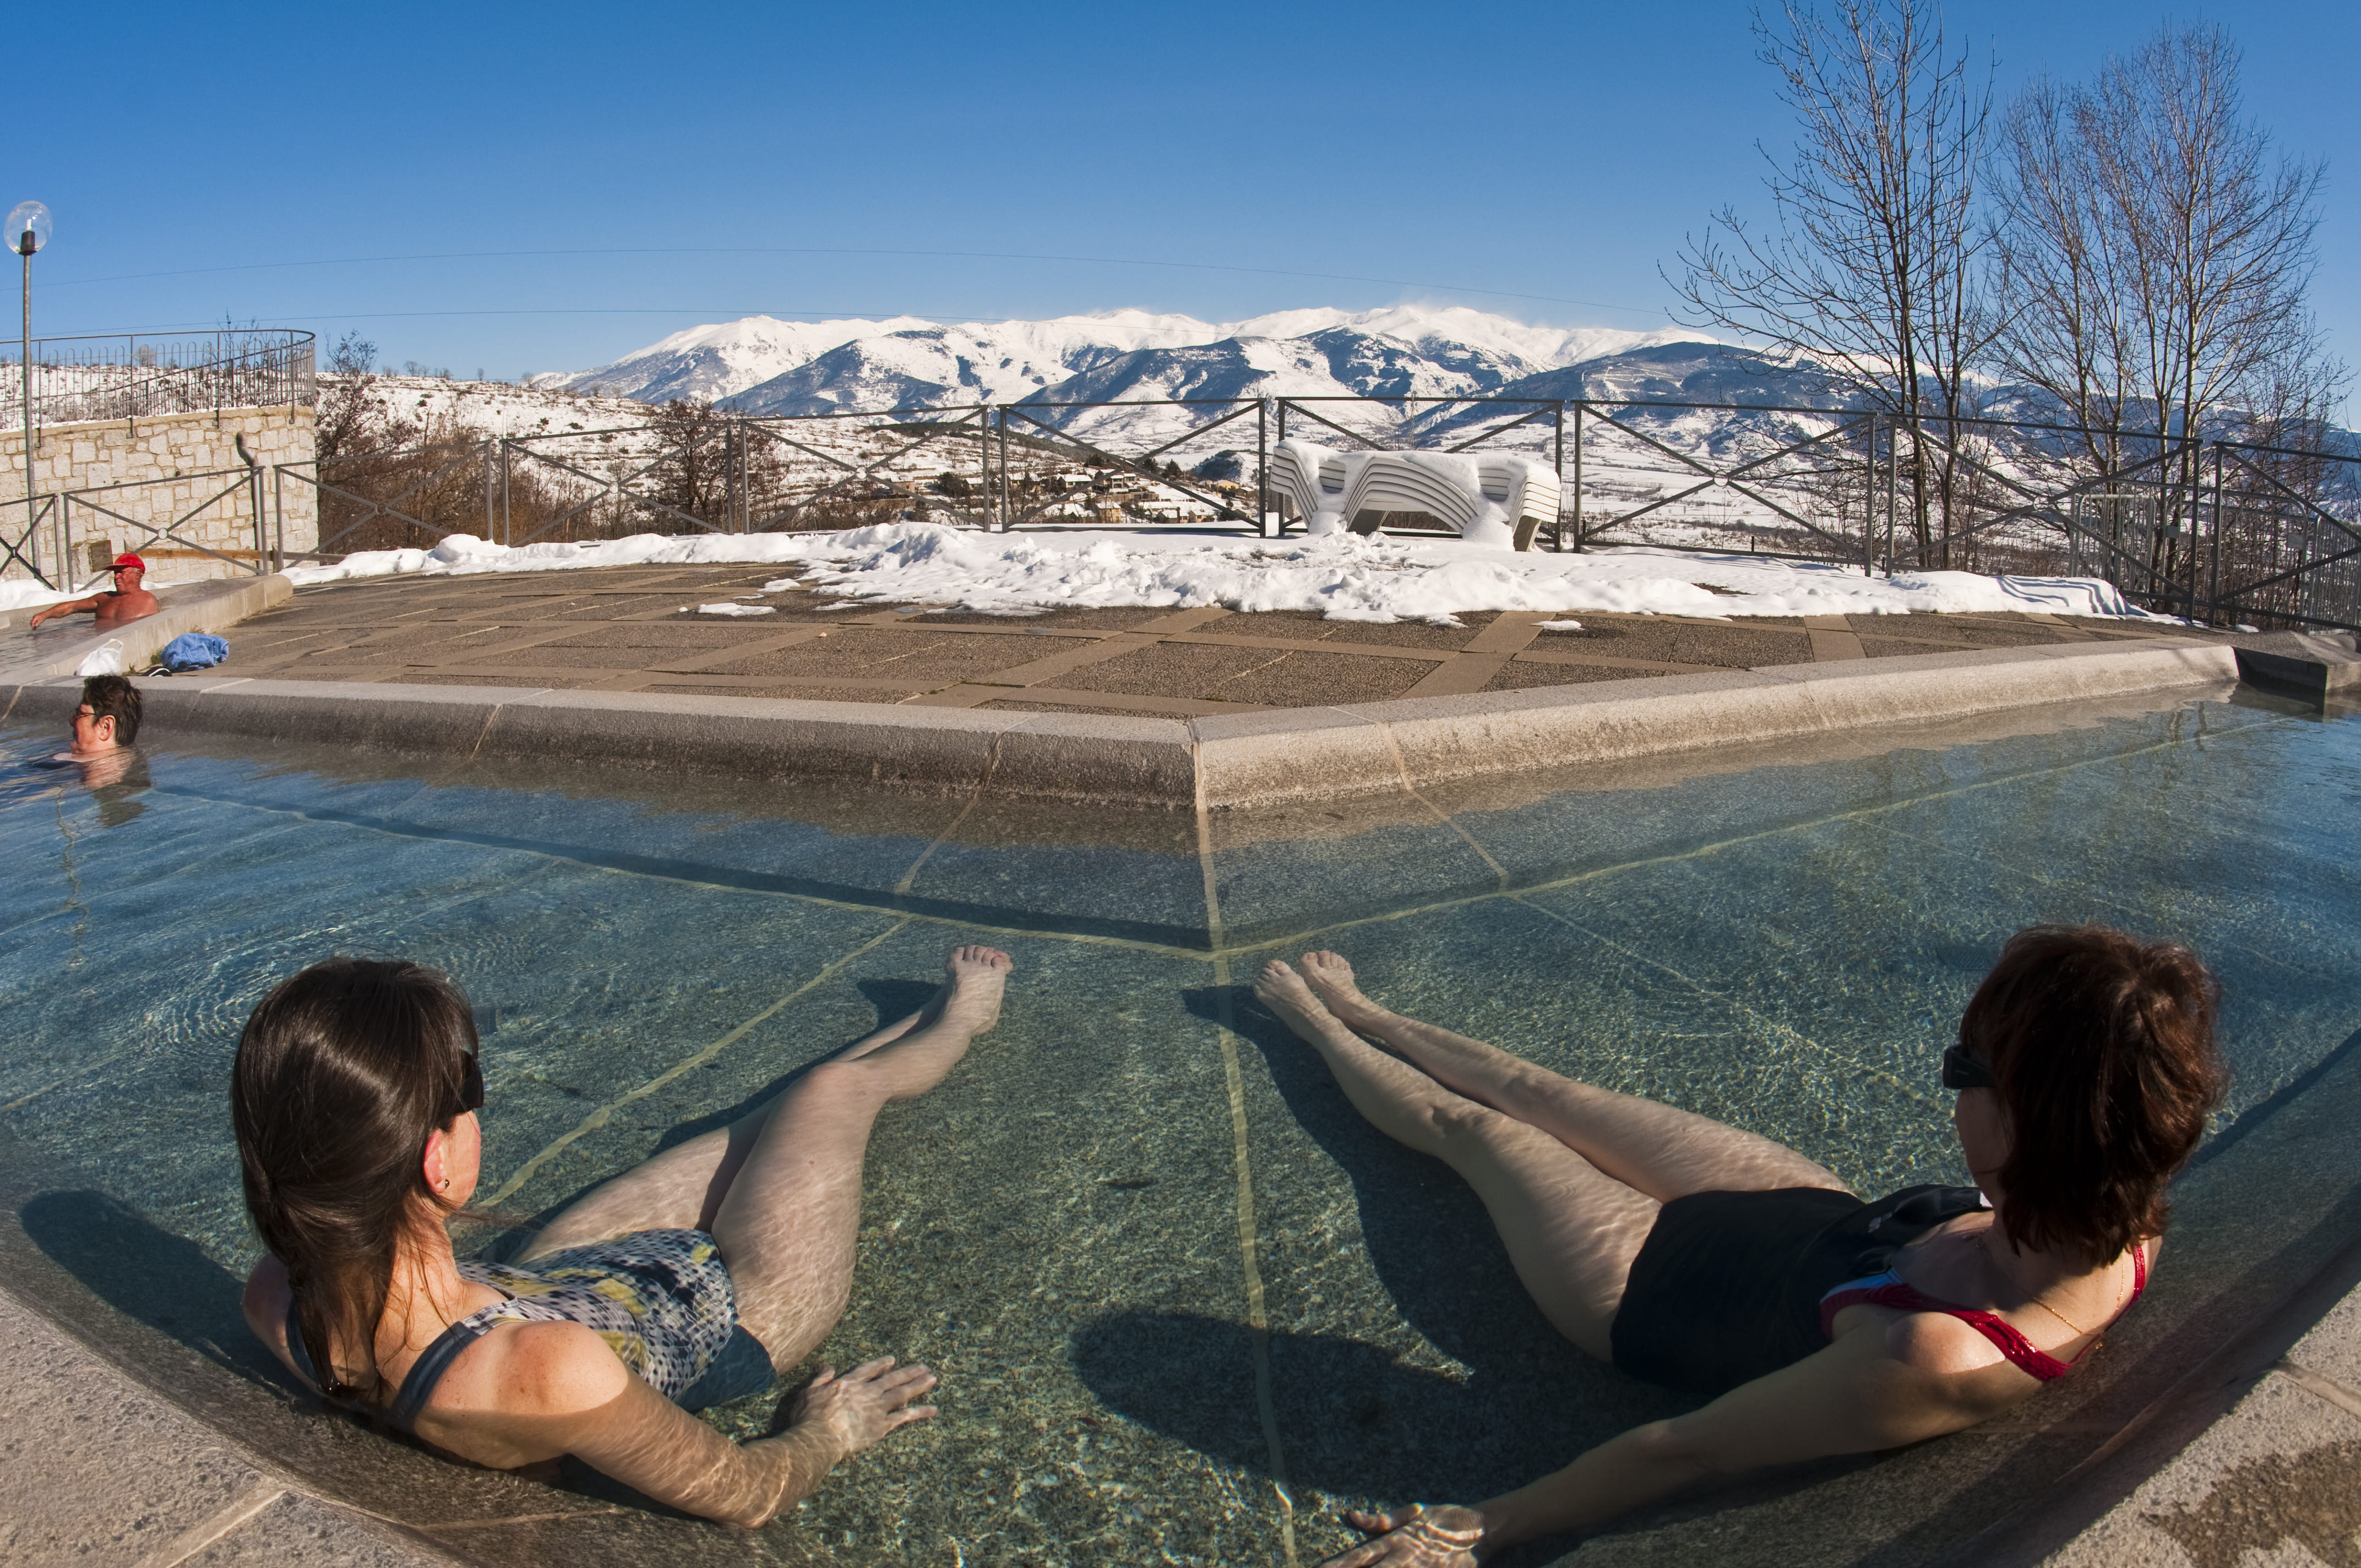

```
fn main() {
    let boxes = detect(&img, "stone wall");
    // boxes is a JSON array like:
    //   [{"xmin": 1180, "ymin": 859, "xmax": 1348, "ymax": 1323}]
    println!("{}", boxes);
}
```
[{"xmin": 0, "ymin": 404, "xmax": 317, "ymax": 585}]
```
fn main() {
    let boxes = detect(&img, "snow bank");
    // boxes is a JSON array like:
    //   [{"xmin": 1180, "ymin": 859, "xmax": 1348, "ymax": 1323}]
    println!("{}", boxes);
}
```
[
  {"xmin": 282, "ymin": 530, "xmax": 823, "ymax": 586},
  {"xmin": 282, "ymin": 524, "xmax": 2156, "ymax": 625},
  {"xmin": 1, "ymin": 571, "xmax": 253, "ymax": 615}
]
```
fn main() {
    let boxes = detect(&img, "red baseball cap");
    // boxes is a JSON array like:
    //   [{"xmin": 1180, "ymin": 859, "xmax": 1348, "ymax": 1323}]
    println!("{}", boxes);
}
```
[{"xmin": 112, "ymin": 552, "xmax": 146, "ymax": 573}]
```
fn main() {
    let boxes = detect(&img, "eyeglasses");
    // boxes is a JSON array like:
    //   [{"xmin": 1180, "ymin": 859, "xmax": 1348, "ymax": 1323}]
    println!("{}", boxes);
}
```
[
  {"xmin": 450, "ymin": 1051, "xmax": 484, "ymax": 1119},
  {"xmin": 1941, "ymin": 1044, "xmax": 1996, "ymax": 1092}
]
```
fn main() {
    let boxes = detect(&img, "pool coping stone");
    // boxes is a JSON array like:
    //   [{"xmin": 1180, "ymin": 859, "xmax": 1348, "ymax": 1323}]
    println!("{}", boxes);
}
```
[
  {"xmin": 9, "ymin": 1232, "xmax": 2360, "ymax": 1568},
  {"xmin": 1, "ymin": 635, "xmax": 2243, "ymax": 808},
  {"xmin": 0, "ymin": 573, "xmax": 295, "ymax": 684}
]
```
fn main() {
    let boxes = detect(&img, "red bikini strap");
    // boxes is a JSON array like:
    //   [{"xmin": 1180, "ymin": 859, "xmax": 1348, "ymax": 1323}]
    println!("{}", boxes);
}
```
[{"xmin": 1827, "ymin": 1282, "xmax": 2076, "ymax": 1380}]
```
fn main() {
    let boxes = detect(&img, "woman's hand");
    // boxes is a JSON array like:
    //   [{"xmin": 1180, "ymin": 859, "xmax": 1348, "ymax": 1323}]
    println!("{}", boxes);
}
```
[
  {"xmin": 1316, "ymin": 1505, "xmax": 1487, "ymax": 1567},
  {"xmin": 785, "ymin": 1355, "xmax": 939, "ymax": 1457}
]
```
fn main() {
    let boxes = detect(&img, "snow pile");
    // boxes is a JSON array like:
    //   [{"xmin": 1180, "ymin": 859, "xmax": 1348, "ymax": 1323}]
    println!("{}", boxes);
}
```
[
  {"xmin": 282, "ymin": 523, "xmax": 2157, "ymax": 625},
  {"xmin": 782, "ymin": 524, "xmax": 2152, "ymax": 624}
]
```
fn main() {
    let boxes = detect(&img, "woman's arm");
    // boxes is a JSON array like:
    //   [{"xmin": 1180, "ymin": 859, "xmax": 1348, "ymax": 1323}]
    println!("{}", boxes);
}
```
[
  {"xmin": 1320, "ymin": 1321, "xmax": 2024, "ymax": 1566},
  {"xmin": 429, "ymin": 1323, "xmax": 937, "ymax": 1528},
  {"xmin": 242, "ymin": 1257, "xmax": 315, "ymax": 1392}
]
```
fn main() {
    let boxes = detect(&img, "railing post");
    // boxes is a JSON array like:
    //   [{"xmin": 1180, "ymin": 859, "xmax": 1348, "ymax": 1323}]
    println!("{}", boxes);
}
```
[
  {"xmin": 1551, "ymin": 401, "xmax": 1564, "ymax": 552},
  {"xmin": 273, "ymin": 463, "xmax": 284, "ymax": 571},
  {"xmin": 1884, "ymin": 416, "xmax": 1898, "ymax": 573},
  {"xmin": 1256, "ymin": 398, "xmax": 1269, "ymax": 537},
  {"xmin": 2208, "ymin": 443, "xmax": 2222, "ymax": 623},
  {"xmin": 1569, "ymin": 402, "xmax": 1585, "ymax": 553},
  {"xmin": 996, "ymin": 406, "xmax": 1010, "ymax": 533},
  {"xmin": 501, "ymin": 439, "xmax": 513, "ymax": 546},
  {"xmin": 483, "ymin": 439, "xmax": 496, "ymax": 541},
  {"xmin": 979, "ymin": 409, "xmax": 992, "ymax": 532}
]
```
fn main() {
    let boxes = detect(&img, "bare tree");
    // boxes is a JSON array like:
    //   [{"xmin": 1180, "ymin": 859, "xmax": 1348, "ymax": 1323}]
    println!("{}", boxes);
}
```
[
  {"xmin": 1672, "ymin": 0, "xmax": 1998, "ymax": 565},
  {"xmin": 643, "ymin": 400, "xmax": 798, "ymax": 530},
  {"xmin": 1993, "ymin": 25, "xmax": 2343, "ymax": 460},
  {"xmin": 313, "ymin": 333, "xmax": 391, "ymax": 463},
  {"xmin": 1991, "ymin": 24, "xmax": 2346, "ymax": 609}
]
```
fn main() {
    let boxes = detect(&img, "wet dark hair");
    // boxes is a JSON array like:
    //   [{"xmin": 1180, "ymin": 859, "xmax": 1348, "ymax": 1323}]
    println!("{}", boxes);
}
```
[
  {"xmin": 232, "ymin": 957, "xmax": 477, "ymax": 1404},
  {"xmin": 1962, "ymin": 925, "xmax": 2224, "ymax": 1266},
  {"xmin": 80, "ymin": 674, "xmax": 140, "ymax": 744}
]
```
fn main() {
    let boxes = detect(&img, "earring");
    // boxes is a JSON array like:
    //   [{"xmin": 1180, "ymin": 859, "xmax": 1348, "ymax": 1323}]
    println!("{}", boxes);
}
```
[{"xmin": 438, "ymin": 1178, "xmax": 450, "ymax": 1190}]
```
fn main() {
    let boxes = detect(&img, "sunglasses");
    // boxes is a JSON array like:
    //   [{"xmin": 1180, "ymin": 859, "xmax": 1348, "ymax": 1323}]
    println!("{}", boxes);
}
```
[
  {"xmin": 450, "ymin": 1051, "xmax": 485, "ymax": 1119},
  {"xmin": 1941, "ymin": 1044, "xmax": 1996, "ymax": 1092}
]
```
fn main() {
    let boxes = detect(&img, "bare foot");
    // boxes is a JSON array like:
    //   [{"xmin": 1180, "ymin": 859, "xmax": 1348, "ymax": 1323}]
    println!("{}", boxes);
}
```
[
  {"xmin": 1297, "ymin": 951, "xmax": 1381, "ymax": 1025},
  {"xmin": 1253, "ymin": 959, "xmax": 1346, "ymax": 1044},
  {"xmin": 934, "ymin": 945, "xmax": 1011, "ymax": 1036},
  {"xmin": 833, "ymin": 945, "xmax": 1013, "ymax": 1064}
]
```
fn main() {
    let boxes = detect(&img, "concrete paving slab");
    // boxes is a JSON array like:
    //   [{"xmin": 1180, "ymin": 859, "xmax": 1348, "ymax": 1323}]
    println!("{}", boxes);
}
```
[
  {"xmin": 0, "ymin": 1287, "xmax": 454, "ymax": 1568},
  {"xmin": 2039, "ymin": 1370, "xmax": 2361, "ymax": 1568}
]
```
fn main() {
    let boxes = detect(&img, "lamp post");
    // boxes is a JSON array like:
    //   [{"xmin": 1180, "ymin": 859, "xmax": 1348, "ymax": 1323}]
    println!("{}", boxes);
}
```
[{"xmin": 9, "ymin": 200, "xmax": 51, "ymax": 583}]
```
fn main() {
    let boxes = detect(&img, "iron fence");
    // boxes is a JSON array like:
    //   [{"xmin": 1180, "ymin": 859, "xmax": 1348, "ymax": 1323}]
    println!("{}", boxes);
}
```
[
  {"xmin": 1, "ymin": 330, "xmax": 315, "ymax": 425},
  {"xmin": 2, "ymin": 461, "xmax": 278, "ymax": 589},
  {"xmin": 9, "ymin": 385, "xmax": 2353, "ymax": 633}
]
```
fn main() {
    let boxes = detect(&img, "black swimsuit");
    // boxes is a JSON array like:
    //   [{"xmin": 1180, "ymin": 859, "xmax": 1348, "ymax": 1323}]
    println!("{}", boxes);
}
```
[{"xmin": 1609, "ymin": 1184, "xmax": 1991, "ymax": 1395}]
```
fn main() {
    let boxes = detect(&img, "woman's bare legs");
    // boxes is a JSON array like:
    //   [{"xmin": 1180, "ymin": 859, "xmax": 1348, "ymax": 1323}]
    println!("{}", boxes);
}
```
[
  {"xmin": 1292, "ymin": 951, "xmax": 1847, "ymax": 1202},
  {"xmin": 1254, "ymin": 961, "xmax": 1657, "ymax": 1360},
  {"xmin": 520, "ymin": 946, "xmax": 1012, "ymax": 1368}
]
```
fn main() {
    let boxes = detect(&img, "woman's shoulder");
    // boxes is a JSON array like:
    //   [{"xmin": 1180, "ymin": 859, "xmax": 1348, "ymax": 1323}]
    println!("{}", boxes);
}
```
[{"xmin": 427, "ymin": 1316, "xmax": 635, "ymax": 1421}]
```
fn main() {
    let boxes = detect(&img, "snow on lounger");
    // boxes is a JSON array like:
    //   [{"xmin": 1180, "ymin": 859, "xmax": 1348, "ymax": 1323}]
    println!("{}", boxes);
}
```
[{"xmin": 1266, "ymin": 439, "xmax": 1562, "ymax": 550}]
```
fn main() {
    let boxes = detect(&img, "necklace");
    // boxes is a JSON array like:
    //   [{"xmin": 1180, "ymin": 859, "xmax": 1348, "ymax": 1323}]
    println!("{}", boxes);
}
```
[{"xmin": 1977, "ymin": 1232, "xmax": 2117, "ymax": 1338}]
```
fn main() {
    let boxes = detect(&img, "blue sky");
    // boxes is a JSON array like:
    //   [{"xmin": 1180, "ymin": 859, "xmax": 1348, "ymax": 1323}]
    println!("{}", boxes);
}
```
[{"xmin": 13, "ymin": 1, "xmax": 2356, "ymax": 400}]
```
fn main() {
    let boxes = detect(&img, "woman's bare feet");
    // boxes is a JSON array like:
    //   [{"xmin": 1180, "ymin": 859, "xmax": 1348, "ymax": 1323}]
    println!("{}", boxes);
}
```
[
  {"xmin": 1254, "ymin": 959, "xmax": 1351, "ymax": 1044},
  {"xmin": 833, "ymin": 945, "xmax": 1011, "ymax": 1079},
  {"xmin": 1297, "ymin": 951, "xmax": 1384, "ymax": 1027},
  {"xmin": 935, "ymin": 945, "xmax": 1011, "ymax": 1035}
]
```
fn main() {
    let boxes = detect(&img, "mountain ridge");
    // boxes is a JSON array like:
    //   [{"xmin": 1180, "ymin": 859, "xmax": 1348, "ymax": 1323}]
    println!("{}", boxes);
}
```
[{"xmin": 536, "ymin": 306, "xmax": 1716, "ymax": 416}]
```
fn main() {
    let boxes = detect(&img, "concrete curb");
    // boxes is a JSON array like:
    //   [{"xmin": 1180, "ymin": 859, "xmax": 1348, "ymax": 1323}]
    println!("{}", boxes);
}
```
[
  {"xmin": 0, "ymin": 574, "xmax": 295, "ymax": 684},
  {"xmin": 1192, "ymin": 637, "xmax": 2240, "ymax": 805},
  {"xmin": 2, "ymin": 635, "xmax": 2241, "ymax": 807}
]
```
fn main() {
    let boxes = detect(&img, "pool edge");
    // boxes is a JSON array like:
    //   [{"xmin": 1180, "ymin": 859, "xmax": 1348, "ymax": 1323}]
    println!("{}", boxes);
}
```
[{"xmin": 1, "ymin": 637, "xmax": 2243, "ymax": 808}]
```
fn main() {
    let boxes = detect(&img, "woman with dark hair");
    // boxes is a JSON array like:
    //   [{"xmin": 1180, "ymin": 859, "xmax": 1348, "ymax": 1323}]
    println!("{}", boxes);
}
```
[
  {"xmin": 1250, "ymin": 926, "xmax": 2224, "ymax": 1566},
  {"xmin": 236, "ymin": 944, "xmax": 1012, "ymax": 1526}
]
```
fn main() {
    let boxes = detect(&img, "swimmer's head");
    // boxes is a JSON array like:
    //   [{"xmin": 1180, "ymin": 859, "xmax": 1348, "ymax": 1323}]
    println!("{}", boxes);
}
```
[
  {"xmin": 232, "ymin": 957, "xmax": 481, "ymax": 1402},
  {"xmin": 1956, "ymin": 925, "xmax": 2223, "ymax": 1266},
  {"xmin": 73, "ymin": 674, "xmax": 140, "ymax": 753},
  {"xmin": 111, "ymin": 552, "xmax": 146, "ymax": 590}
]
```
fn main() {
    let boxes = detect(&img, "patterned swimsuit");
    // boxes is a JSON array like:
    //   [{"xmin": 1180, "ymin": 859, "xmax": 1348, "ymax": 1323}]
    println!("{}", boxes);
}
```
[{"xmin": 284, "ymin": 1228, "xmax": 775, "ymax": 1427}]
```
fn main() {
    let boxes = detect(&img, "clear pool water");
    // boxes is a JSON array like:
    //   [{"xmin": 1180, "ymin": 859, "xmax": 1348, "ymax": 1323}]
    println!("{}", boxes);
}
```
[{"xmin": 2, "ymin": 688, "xmax": 2357, "ymax": 1566}]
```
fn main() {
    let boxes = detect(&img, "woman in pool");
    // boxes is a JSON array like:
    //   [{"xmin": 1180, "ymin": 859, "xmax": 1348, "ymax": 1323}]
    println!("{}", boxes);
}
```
[
  {"xmin": 1252, "ymin": 926, "xmax": 2222, "ymax": 1566},
  {"xmin": 236, "ymin": 944, "xmax": 1013, "ymax": 1526}
]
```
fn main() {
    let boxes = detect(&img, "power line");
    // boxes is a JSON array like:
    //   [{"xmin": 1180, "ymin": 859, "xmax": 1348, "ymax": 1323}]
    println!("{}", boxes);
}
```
[{"xmin": 41, "ymin": 245, "xmax": 1662, "ymax": 317}]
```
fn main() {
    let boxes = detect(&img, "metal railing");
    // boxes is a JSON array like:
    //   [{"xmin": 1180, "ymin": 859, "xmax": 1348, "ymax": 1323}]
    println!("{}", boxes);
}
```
[
  {"xmin": 8, "ymin": 386, "xmax": 2352, "ymax": 632},
  {"xmin": 0, "ymin": 330, "xmax": 315, "ymax": 425}
]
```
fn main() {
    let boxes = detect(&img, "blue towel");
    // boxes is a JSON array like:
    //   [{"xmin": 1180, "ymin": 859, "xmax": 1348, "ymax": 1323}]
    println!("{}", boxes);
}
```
[{"xmin": 158, "ymin": 633, "xmax": 228, "ymax": 672}]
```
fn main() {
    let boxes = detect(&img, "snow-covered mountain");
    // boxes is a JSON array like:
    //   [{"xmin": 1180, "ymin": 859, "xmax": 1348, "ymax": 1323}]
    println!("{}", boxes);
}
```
[{"xmin": 535, "ymin": 306, "xmax": 1712, "ymax": 419}]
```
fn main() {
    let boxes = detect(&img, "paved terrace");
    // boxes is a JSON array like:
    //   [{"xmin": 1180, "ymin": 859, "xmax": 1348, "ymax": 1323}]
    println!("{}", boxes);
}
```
[{"xmin": 219, "ymin": 565, "xmax": 2233, "ymax": 712}]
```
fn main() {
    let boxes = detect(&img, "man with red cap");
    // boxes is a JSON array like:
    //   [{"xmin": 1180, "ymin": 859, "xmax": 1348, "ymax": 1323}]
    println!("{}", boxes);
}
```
[{"xmin": 29, "ymin": 552, "xmax": 162, "ymax": 631}]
